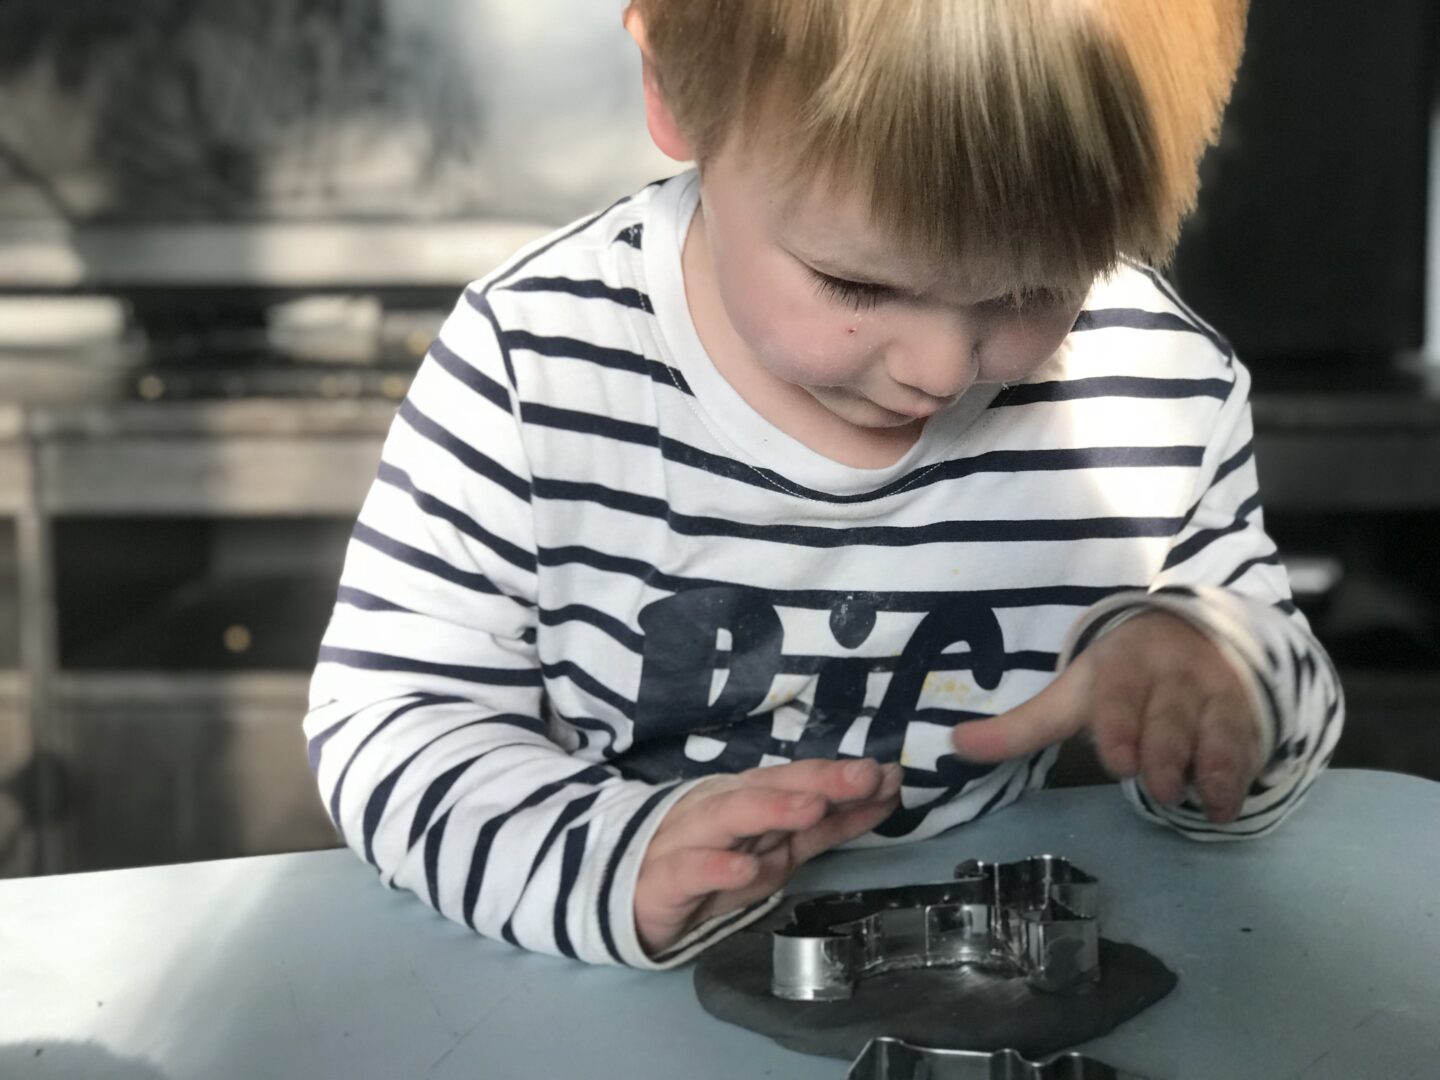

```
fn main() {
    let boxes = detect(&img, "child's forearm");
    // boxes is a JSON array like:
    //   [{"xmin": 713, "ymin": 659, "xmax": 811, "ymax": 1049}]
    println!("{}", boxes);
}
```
[
  {"xmin": 307, "ymin": 495, "xmax": 710, "ymax": 967},
  {"xmin": 307, "ymin": 675, "xmax": 707, "ymax": 964},
  {"xmin": 1068, "ymin": 357, "xmax": 1344, "ymax": 837}
]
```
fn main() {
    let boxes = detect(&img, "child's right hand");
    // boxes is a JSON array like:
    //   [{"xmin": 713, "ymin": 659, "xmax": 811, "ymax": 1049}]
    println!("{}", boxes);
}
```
[{"xmin": 634, "ymin": 758, "xmax": 903, "ymax": 957}]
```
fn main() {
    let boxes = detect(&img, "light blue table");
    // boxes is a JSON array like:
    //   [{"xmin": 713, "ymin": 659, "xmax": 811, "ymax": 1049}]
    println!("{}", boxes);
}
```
[{"xmin": 2, "ymin": 770, "xmax": 1437, "ymax": 1079}]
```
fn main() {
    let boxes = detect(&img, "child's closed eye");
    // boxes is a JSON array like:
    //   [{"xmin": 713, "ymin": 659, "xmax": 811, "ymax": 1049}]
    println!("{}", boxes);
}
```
[
  {"xmin": 809, "ymin": 265, "xmax": 1079, "ymax": 316},
  {"xmin": 808, "ymin": 268, "xmax": 894, "ymax": 312}
]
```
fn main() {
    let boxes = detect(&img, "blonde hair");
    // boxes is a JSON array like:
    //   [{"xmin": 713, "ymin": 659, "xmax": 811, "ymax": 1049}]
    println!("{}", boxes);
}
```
[{"xmin": 631, "ymin": 0, "xmax": 1248, "ymax": 291}]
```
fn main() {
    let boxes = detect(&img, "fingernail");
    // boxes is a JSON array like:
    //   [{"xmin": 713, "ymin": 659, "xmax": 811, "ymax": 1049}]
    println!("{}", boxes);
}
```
[
  {"xmin": 1212, "ymin": 800, "xmax": 1240, "ymax": 823},
  {"xmin": 730, "ymin": 853, "xmax": 757, "ymax": 882},
  {"xmin": 1109, "ymin": 747, "xmax": 1138, "ymax": 778},
  {"xmin": 844, "ymin": 760, "xmax": 872, "ymax": 784},
  {"xmin": 875, "ymin": 766, "xmax": 898, "ymax": 800},
  {"xmin": 1150, "ymin": 773, "xmax": 1184, "ymax": 806},
  {"xmin": 1198, "ymin": 772, "xmax": 1235, "ymax": 803}
]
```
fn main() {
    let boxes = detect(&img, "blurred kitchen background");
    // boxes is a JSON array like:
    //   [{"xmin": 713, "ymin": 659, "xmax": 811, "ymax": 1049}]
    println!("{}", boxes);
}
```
[{"xmin": 0, "ymin": 1, "xmax": 1436, "ymax": 878}]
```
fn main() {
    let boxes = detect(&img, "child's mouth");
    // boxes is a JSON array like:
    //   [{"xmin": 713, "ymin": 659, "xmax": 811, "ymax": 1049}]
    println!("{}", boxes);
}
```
[{"xmin": 874, "ymin": 394, "xmax": 953, "ymax": 421}]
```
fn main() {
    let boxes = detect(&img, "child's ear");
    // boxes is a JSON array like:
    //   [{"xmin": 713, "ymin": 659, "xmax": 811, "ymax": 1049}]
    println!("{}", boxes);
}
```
[{"xmin": 624, "ymin": 5, "xmax": 694, "ymax": 162}]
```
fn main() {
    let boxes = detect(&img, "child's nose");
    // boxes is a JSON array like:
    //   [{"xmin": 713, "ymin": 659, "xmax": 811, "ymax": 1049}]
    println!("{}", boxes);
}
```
[{"xmin": 885, "ymin": 333, "xmax": 980, "ymax": 401}]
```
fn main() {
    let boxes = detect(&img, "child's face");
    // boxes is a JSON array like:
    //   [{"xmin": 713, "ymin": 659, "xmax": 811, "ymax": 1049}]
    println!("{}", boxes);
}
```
[{"xmin": 695, "ymin": 142, "xmax": 1090, "ymax": 431}]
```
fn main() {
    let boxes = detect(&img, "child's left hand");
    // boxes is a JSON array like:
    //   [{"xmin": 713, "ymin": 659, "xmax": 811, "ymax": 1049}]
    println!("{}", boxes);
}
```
[{"xmin": 950, "ymin": 611, "xmax": 1263, "ymax": 823}]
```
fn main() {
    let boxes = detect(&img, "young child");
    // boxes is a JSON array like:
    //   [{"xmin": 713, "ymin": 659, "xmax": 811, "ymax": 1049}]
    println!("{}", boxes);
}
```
[{"xmin": 306, "ymin": 0, "xmax": 1342, "ymax": 968}]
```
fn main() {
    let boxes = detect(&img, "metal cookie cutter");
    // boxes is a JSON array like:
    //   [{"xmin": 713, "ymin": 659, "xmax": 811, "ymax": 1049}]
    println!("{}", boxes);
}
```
[
  {"xmin": 847, "ymin": 1036, "xmax": 1149, "ymax": 1080},
  {"xmin": 772, "ymin": 856, "xmax": 1100, "ymax": 1001}
]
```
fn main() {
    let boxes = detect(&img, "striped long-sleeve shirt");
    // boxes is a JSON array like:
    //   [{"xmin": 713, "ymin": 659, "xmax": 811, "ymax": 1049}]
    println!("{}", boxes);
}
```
[{"xmin": 306, "ymin": 171, "xmax": 1344, "ymax": 969}]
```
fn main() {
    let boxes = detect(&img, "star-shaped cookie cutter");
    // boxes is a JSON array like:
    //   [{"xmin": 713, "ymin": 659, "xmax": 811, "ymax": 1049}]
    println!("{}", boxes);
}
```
[{"xmin": 771, "ymin": 855, "xmax": 1100, "ymax": 1001}]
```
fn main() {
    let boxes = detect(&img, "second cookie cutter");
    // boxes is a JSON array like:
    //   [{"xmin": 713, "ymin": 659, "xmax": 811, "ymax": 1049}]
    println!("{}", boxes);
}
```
[
  {"xmin": 846, "ymin": 1036, "xmax": 1148, "ymax": 1080},
  {"xmin": 772, "ymin": 855, "xmax": 1100, "ymax": 1001}
]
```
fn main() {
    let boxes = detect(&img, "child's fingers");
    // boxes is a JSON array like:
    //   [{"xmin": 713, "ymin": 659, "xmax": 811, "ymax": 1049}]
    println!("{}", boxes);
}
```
[
  {"xmin": 666, "ymin": 786, "xmax": 828, "ymax": 855},
  {"xmin": 1192, "ymin": 694, "xmax": 1264, "ymax": 822},
  {"xmin": 741, "ymin": 764, "xmax": 903, "ymax": 863},
  {"xmin": 1137, "ymin": 680, "xmax": 1199, "ymax": 805},
  {"xmin": 669, "ymin": 847, "xmax": 760, "ymax": 904},
  {"xmin": 789, "ymin": 789, "xmax": 901, "ymax": 864},
  {"xmin": 739, "ymin": 757, "xmax": 890, "ymax": 804},
  {"xmin": 734, "ymin": 830, "xmax": 784, "ymax": 856},
  {"xmin": 1085, "ymin": 667, "xmax": 1149, "ymax": 779},
  {"xmin": 822, "ymin": 762, "xmax": 903, "ymax": 811},
  {"xmin": 951, "ymin": 661, "xmax": 1089, "ymax": 762},
  {"xmin": 688, "ymin": 766, "xmax": 898, "ymax": 858},
  {"xmin": 634, "ymin": 761, "xmax": 905, "ymax": 954}
]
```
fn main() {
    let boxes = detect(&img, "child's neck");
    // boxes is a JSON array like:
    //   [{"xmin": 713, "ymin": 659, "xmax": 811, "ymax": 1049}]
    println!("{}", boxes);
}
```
[{"xmin": 680, "ymin": 203, "xmax": 923, "ymax": 470}]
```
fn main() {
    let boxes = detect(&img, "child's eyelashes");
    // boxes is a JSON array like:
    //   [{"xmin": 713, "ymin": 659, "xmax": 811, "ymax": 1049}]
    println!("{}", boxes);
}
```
[{"xmin": 808, "ymin": 268, "xmax": 892, "ymax": 311}]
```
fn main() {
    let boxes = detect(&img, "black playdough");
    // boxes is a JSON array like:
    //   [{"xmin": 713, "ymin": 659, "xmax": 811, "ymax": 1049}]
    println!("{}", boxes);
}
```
[{"xmin": 694, "ymin": 892, "xmax": 1177, "ymax": 1062}]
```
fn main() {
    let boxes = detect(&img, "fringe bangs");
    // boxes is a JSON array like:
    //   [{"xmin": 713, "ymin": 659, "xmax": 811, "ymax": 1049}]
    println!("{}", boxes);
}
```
[{"xmin": 634, "ymin": 0, "xmax": 1246, "ymax": 286}]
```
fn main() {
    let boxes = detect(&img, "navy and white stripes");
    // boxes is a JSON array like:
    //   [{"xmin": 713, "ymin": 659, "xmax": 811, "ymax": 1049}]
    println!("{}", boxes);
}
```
[{"xmin": 306, "ymin": 171, "xmax": 1342, "ymax": 969}]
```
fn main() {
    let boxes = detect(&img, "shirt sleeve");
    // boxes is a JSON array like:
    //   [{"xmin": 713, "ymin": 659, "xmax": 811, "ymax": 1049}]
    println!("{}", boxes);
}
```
[
  {"xmin": 304, "ymin": 290, "xmax": 773, "ymax": 967},
  {"xmin": 1057, "ymin": 357, "xmax": 1346, "ymax": 839}
]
